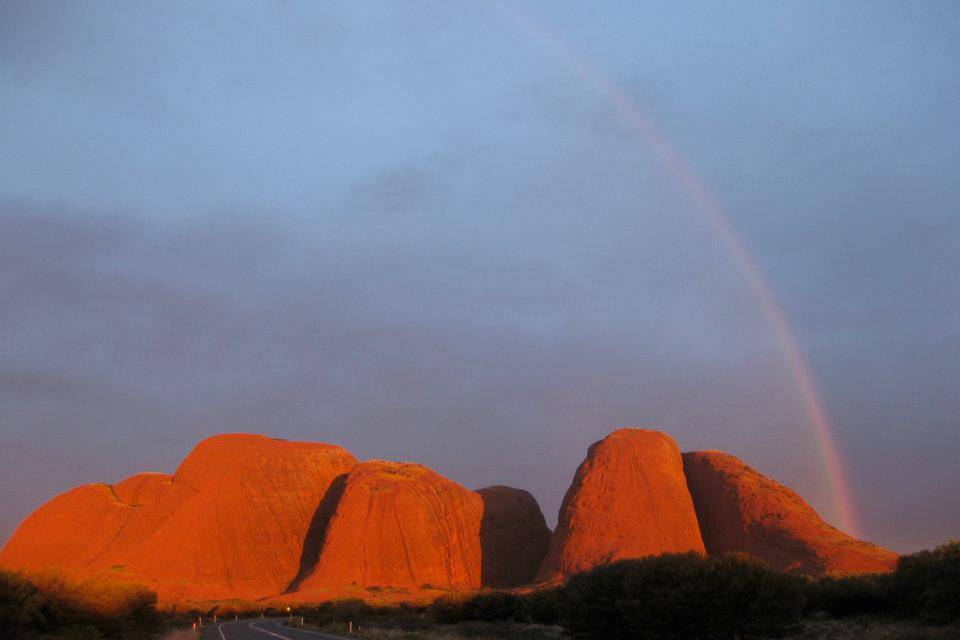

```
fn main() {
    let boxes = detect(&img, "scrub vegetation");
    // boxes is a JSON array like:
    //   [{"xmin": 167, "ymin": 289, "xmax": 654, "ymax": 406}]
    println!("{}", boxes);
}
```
[
  {"xmin": 3, "ymin": 540, "xmax": 956, "ymax": 639},
  {"xmin": 296, "ymin": 541, "xmax": 960, "ymax": 640},
  {"xmin": 0, "ymin": 569, "xmax": 159, "ymax": 639}
]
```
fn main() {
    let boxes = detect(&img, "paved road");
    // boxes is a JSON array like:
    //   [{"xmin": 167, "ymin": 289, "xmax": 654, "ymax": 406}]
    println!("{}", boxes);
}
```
[{"xmin": 201, "ymin": 618, "xmax": 348, "ymax": 640}]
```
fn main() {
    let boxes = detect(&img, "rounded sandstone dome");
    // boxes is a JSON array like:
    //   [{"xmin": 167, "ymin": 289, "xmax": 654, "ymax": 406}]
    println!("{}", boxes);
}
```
[
  {"xmin": 536, "ymin": 428, "xmax": 705, "ymax": 582},
  {"xmin": 300, "ymin": 459, "xmax": 484, "ymax": 591}
]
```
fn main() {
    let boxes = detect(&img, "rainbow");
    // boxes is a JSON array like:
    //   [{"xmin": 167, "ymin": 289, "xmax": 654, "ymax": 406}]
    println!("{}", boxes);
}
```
[{"xmin": 495, "ymin": 3, "xmax": 860, "ymax": 536}]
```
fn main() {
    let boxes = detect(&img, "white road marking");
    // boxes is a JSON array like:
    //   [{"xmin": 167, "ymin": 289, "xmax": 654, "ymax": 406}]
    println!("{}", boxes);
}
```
[
  {"xmin": 218, "ymin": 622, "xmax": 227, "ymax": 640},
  {"xmin": 248, "ymin": 620, "xmax": 295, "ymax": 640},
  {"xmin": 249, "ymin": 619, "xmax": 348, "ymax": 640},
  {"xmin": 280, "ymin": 620, "xmax": 346, "ymax": 638}
]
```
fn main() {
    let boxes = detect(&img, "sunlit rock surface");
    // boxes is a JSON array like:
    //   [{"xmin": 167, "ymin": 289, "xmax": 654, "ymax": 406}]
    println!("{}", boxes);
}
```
[
  {"xmin": 682, "ymin": 450, "xmax": 898, "ymax": 575},
  {"xmin": 0, "ymin": 434, "xmax": 358, "ymax": 601},
  {"xmin": 536, "ymin": 429, "xmax": 706, "ymax": 582},
  {"xmin": 0, "ymin": 429, "xmax": 898, "ymax": 602},
  {"xmin": 299, "ymin": 460, "xmax": 484, "ymax": 592}
]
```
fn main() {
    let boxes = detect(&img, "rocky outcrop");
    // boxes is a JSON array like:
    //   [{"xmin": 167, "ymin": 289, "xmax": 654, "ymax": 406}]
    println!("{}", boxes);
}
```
[
  {"xmin": 682, "ymin": 451, "xmax": 898, "ymax": 575},
  {"xmin": 1, "ymin": 429, "xmax": 899, "ymax": 602},
  {"xmin": 0, "ymin": 481, "xmax": 169, "ymax": 572},
  {"xmin": 536, "ymin": 429, "xmax": 705, "ymax": 582},
  {"xmin": 299, "ymin": 461, "xmax": 484, "ymax": 592},
  {"xmin": 0, "ymin": 434, "xmax": 358, "ymax": 601},
  {"xmin": 477, "ymin": 485, "xmax": 551, "ymax": 588},
  {"xmin": 122, "ymin": 434, "xmax": 358, "ymax": 600}
]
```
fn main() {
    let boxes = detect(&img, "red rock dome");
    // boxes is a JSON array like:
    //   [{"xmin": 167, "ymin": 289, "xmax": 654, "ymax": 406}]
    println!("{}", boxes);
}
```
[
  {"xmin": 0, "ymin": 434, "xmax": 358, "ymax": 601},
  {"xmin": 299, "ymin": 460, "xmax": 484, "ymax": 592},
  {"xmin": 682, "ymin": 450, "xmax": 897, "ymax": 575},
  {"xmin": 536, "ymin": 429, "xmax": 705, "ymax": 581}
]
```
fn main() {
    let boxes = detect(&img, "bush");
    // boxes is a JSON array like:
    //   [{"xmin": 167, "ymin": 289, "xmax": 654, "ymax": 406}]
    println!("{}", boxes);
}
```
[
  {"xmin": 523, "ymin": 587, "xmax": 566, "ymax": 625},
  {"xmin": 0, "ymin": 569, "xmax": 160, "ymax": 639},
  {"xmin": 427, "ymin": 593, "xmax": 472, "ymax": 624},
  {"xmin": 211, "ymin": 599, "xmax": 264, "ymax": 619},
  {"xmin": 888, "ymin": 540, "xmax": 960, "ymax": 623},
  {"xmin": 0, "ymin": 569, "xmax": 48, "ymax": 636},
  {"xmin": 804, "ymin": 573, "xmax": 888, "ymax": 618},
  {"xmin": 301, "ymin": 598, "xmax": 427, "ymax": 629},
  {"xmin": 561, "ymin": 552, "xmax": 805, "ymax": 640},
  {"xmin": 463, "ymin": 591, "xmax": 527, "ymax": 622},
  {"xmin": 303, "ymin": 597, "xmax": 372, "ymax": 625},
  {"xmin": 428, "ymin": 590, "xmax": 532, "ymax": 624}
]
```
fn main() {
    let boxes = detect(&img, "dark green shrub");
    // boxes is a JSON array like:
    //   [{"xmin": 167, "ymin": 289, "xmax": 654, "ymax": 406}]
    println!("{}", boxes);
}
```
[
  {"xmin": 804, "ymin": 573, "xmax": 888, "ymax": 617},
  {"xmin": 428, "ymin": 590, "xmax": 532, "ymax": 623},
  {"xmin": 303, "ymin": 598, "xmax": 375, "ymax": 625},
  {"xmin": 561, "ymin": 552, "xmax": 805, "ymax": 640},
  {"xmin": 451, "ymin": 619, "xmax": 561, "ymax": 639},
  {"xmin": 523, "ymin": 586, "xmax": 566, "ymax": 625},
  {"xmin": 0, "ymin": 569, "xmax": 47, "ymax": 637},
  {"xmin": 427, "ymin": 593, "xmax": 471, "ymax": 623},
  {"xmin": 64, "ymin": 624, "xmax": 102, "ymax": 640},
  {"xmin": 889, "ymin": 540, "xmax": 960, "ymax": 623},
  {"xmin": 463, "ymin": 591, "xmax": 527, "ymax": 622},
  {"xmin": 0, "ymin": 569, "xmax": 159, "ymax": 638}
]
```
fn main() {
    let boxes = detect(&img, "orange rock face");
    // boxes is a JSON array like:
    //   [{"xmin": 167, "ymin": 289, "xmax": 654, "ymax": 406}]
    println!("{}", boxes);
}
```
[
  {"xmin": 0, "ymin": 481, "xmax": 168, "ymax": 572},
  {"xmin": 1, "ymin": 429, "xmax": 899, "ymax": 601},
  {"xmin": 300, "ymin": 461, "xmax": 484, "ymax": 592},
  {"xmin": 477, "ymin": 485, "xmax": 551, "ymax": 588},
  {"xmin": 0, "ymin": 434, "xmax": 358, "ymax": 601},
  {"xmin": 682, "ymin": 451, "xmax": 898, "ymax": 575},
  {"xmin": 537, "ymin": 429, "xmax": 705, "ymax": 582}
]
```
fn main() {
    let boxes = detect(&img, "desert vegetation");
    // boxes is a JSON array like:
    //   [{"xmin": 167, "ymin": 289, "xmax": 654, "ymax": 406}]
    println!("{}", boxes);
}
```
[
  {"xmin": 296, "ymin": 541, "xmax": 959, "ymax": 640},
  {"xmin": 2, "ymin": 540, "xmax": 956, "ymax": 639},
  {"xmin": 0, "ymin": 569, "xmax": 161, "ymax": 639}
]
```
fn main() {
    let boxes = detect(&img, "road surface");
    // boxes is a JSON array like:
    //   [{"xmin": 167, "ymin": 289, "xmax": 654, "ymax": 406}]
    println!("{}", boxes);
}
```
[{"xmin": 201, "ymin": 618, "xmax": 348, "ymax": 640}]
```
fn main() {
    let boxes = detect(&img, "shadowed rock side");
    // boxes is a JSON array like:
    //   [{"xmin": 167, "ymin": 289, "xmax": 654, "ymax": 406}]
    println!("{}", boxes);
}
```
[
  {"xmin": 477, "ymin": 485, "xmax": 552, "ymax": 588},
  {"xmin": 298, "ymin": 461, "xmax": 484, "ymax": 592},
  {"xmin": 536, "ymin": 429, "xmax": 705, "ymax": 582},
  {"xmin": 0, "ymin": 434, "xmax": 358, "ymax": 601},
  {"xmin": 284, "ymin": 473, "xmax": 349, "ymax": 594},
  {"xmin": 682, "ymin": 451, "xmax": 898, "ymax": 575}
]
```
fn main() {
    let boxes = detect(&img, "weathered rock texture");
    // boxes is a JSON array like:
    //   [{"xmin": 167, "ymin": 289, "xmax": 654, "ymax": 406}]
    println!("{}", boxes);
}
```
[
  {"xmin": 0, "ymin": 434, "xmax": 358, "ymax": 601},
  {"xmin": 477, "ymin": 485, "xmax": 551, "ymax": 588},
  {"xmin": 1, "ymin": 429, "xmax": 898, "ymax": 601},
  {"xmin": 0, "ymin": 480, "xmax": 171, "ymax": 572},
  {"xmin": 682, "ymin": 451, "xmax": 897, "ymax": 575},
  {"xmin": 300, "ymin": 461, "xmax": 485, "ymax": 591},
  {"xmin": 536, "ymin": 429, "xmax": 705, "ymax": 582}
]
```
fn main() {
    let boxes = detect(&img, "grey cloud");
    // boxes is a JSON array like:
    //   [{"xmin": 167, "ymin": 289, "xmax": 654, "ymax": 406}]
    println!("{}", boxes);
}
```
[
  {"xmin": 0, "ymin": 199, "xmax": 817, "ymax": 546},
  {"xmin": 0, "ymin": 0, "xmax": 957, "ymax": 556}
]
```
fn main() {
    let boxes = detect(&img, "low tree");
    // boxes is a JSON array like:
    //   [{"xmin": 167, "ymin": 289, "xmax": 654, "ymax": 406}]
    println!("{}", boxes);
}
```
[
  {"xmin": 888, "ymin": 540, "xmax": 960, "ymax": 623},
  {"xmin": 561, "ymin": 552, "xmax": 805, "ymax": 640},
  {"xmin": 804, "ymin": 573, "xmax": 888, "ymax": 618},
  {"xmin": 523, "ymin": 586, "xmax": 566, "ymax": 625}
]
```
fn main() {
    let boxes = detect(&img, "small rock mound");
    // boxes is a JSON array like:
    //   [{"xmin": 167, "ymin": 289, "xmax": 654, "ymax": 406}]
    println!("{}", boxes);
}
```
[
  {"xmin": 682, "ymin": 451, "xmax": 898, "ymax": 575},
  {"xmin": 536, "ymin": 429, "xmax": 705, "ymax": 582},
  {"xmin": 477, "ymin": 485, "xmax": 551, "ymax": 587}
]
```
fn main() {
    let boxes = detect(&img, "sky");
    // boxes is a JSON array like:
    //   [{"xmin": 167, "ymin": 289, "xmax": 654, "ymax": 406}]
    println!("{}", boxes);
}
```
[{"xmin": 1, "ymin": 0, "xmax": 958, "ymax": 553}]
